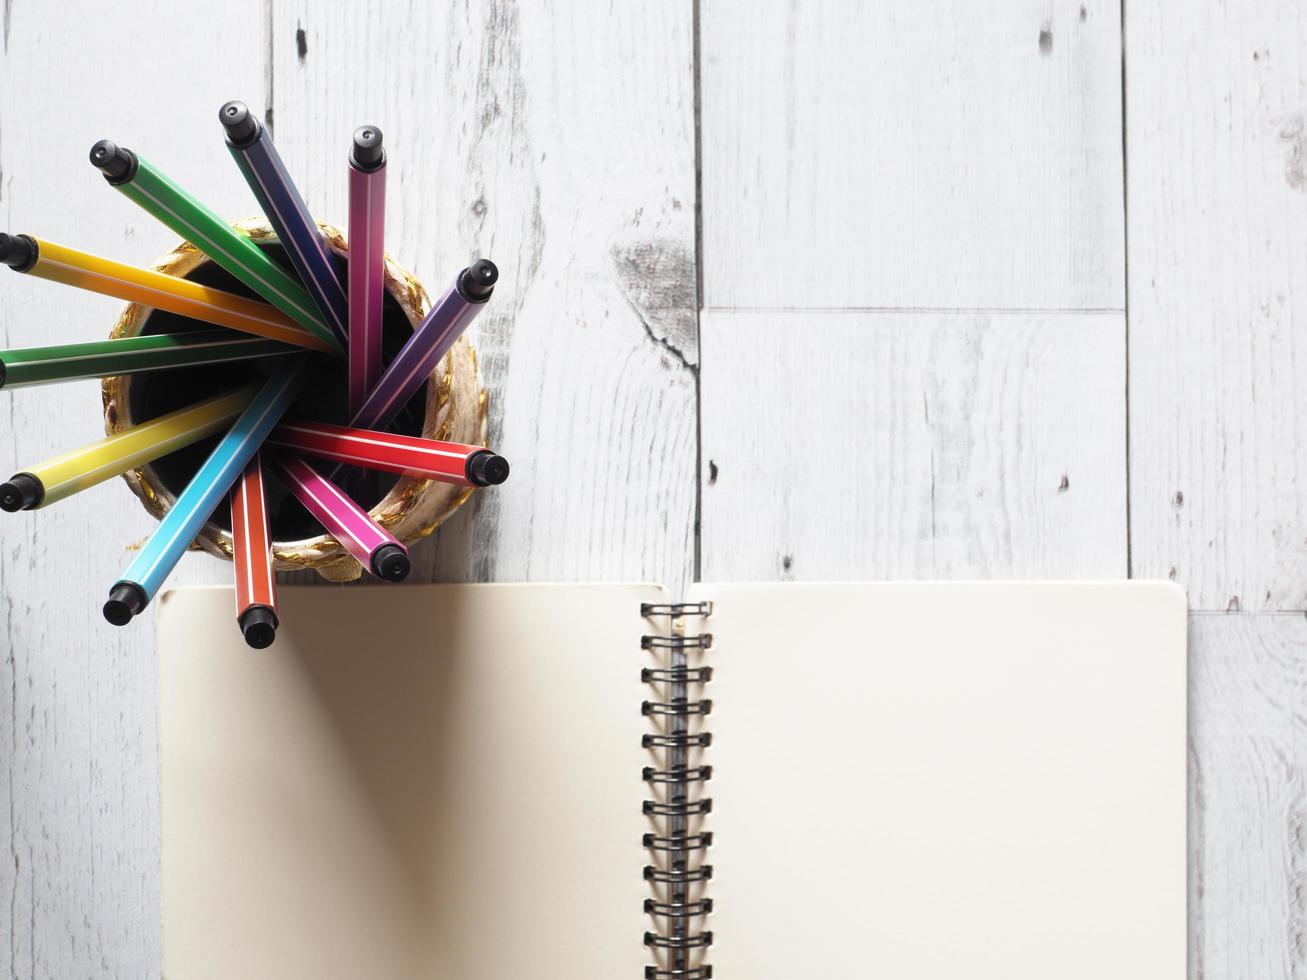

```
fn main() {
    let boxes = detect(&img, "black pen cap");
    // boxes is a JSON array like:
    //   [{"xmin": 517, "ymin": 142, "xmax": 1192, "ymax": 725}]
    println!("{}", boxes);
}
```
[
  {"xmin": 465, "ymin": 451, "xmax": 510, "ymax": 487},
  {"xmin": 371, "ymin": 544, "xmax": 410, "ymax": 582},
  {"xmin": 90, "ymin": 140, "xmax": 138, "ymax": 184},
  {"xmin": 239, "ymin": 606, "xmax": 279, "ymax": 649},
  {"xmin": 458, "ymin": 259, "xmax": 498, "ymax": 303},
  {"xmin": 0, "ymin": 233, "xmax": 38, "ymax": 272},
  {"xmin": 351, "ymin": 125, "xmax": 385, "ymax": 170},
  {"xmin": 0, "ymin": 473, "xmax": 42, "ymax": 512},
  {"xmin": 103, "ymin": 582, "xmax": 147, "ymax": 626},
  {"xmin": 219, "ymin": 100, "xmax": 261, "ymax": 147}
]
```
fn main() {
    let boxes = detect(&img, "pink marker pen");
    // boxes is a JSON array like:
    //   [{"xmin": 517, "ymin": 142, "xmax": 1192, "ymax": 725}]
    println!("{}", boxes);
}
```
[
  {"xmin": 348, "ymin": 125, "xmax": 386, "ymax": 417},
  {"xmin": 270, "ymin": 453, "xmax": 409, "ymax": 582}
]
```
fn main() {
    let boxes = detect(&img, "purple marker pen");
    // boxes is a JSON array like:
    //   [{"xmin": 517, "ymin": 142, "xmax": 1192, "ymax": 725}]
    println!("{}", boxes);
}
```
[
  {"xmin": 220, "ymin": 100, "xmax": 350, "ymax": 349},
  {"xmin": 351, "ymin": 259, "xmax": 497, "ymax": 433}
]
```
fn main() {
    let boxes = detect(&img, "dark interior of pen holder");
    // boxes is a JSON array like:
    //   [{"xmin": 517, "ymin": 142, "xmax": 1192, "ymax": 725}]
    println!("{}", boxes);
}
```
[{"xmin": 128, "ymin": 242, "xmax": 428, "ymax": 541}]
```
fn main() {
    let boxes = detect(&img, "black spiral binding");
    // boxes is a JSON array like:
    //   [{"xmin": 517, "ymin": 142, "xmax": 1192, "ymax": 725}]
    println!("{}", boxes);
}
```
[{"xmin": 642, "ymin": 601, "xmax": 714, "ymax": 980}]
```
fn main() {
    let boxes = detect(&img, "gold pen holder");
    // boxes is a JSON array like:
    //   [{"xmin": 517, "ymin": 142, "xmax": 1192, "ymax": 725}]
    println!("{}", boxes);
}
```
[{"xmin": 101, "ymin": 218, "xmax": 487, "ymax": 582}]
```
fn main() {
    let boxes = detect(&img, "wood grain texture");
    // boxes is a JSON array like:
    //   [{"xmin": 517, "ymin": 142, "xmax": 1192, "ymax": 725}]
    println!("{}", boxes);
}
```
[
  {"xmin": 699, "ymin": 310, "xmax": 1127, "ymax": 581},
  {"xmin": 699, "ymin": 0, "xmax": 1125, "ymax": 311},
  {"xmin": 1189, "ymin": 612, "xmax": 1307, "ymax": 979},
  {"xmin": 1126, "ymin": 0, "xmax": 1307, "ymax": 612},
  {"xmin": 0, "ymin": 4, "xmax": 268, "ymax": 976},
  {"xmin": 268, "ymin": 0, "xmax": 699, "ymax": 594},
  {"xmin": 0, "ymin": 3, "xmax": 698, "ymax": 974},
  {"xmin": 0, "ymin": 0, "xmax": 1298, "ymax": 975}
]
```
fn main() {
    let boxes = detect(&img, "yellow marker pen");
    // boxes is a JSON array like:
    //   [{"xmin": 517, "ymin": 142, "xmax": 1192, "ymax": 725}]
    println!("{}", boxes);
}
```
[
  {"xmin": 0, "ymin": 233, "xmax": 334, "ymax": 353},
  {"xmin": 0, "ymin": 385, "xmax": 259, "ymax": 511}
]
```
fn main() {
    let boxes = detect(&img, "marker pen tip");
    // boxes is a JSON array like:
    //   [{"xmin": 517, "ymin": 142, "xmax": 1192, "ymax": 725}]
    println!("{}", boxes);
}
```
[
  {"xmin": 219, "ymin": 100, "xmax": 260, "ymax": 145},
  {"xmin": 0, "ymin": 483, "xmax": 24, "ymax": 513},
  {"xmin": 103, "ymin": 582, "xmax": 145, "ymax": 626},
  {"xmin": 239, "ymin": 606, "xmax": 278, "ymax": 649},
  {"xmin": 460, "ymin": 258, "xmax": 498, "ymax": 302},
  {"xmin": 467, "ymin": 451, "xmax": 510, "ymax": 487},
  {"xmin": 372, "ymin": 544, "xmax": 410, "ymax": 582},
  {"xmin": 0, "ymin": 474, "xmax": 41, "ymax": 511},
  {"xmin": 0, "ymin": 233, "xmax": 36, "ymax": 272},
  {"xmin": 351, "ymin": 125, "xmax": 385, "ymax": 170},
  {"xmin": 90, "ymin": 140, "xmax": 136, "ymax": 182}
]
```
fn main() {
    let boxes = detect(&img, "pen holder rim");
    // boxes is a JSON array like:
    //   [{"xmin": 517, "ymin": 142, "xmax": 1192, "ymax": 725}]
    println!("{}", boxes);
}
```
[{"xmin": 101, "ymin": 217, "xmax": 488, "ymax": 582}]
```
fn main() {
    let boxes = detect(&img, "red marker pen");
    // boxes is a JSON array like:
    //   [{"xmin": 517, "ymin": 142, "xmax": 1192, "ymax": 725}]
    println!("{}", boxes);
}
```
[
  {"xmin": 230, "ymin": 453, "xmax": 278, "ymax": 649},
  {"xmin": 267, "ymin": 420, "xmax": 509, "ymax": 488}
]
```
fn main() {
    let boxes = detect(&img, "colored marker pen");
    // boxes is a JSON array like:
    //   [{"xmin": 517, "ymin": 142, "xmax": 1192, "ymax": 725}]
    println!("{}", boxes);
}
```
[
  {"xmin": 0, "ymin": 386, "xmax": 258, "ymax": 512},
  {"xmin": 220, "ymin": 101, "xmax": 349, "ymax": 348},
  {"xmin": 269, "ymin": 453, "xmax": 409, "ymax": 582},
  {"xmin": 231, "ymin": 453, "xmax": 278, "ymax": 649},
  {"xmin": 267, "ymin": 419, "xmax": 509, "ymax": 488},
  {"xmin": 103, "ymin": 357, "xmax": 309, "ymax": 626},
  {"xmin": 348, "ymin": 125, "xmax": 386, "ymax": 416},
  {"xmin": 90, "ymin": 139, "xmax": 341, "ymax": 353},
  {"xmin": 351, "ymin": 259, "xmax": 498, "ymax": 432},
  {"xmin": 0, "ymin": 233, "xmax": 331, "ymax": 352},
  {"xmin": 0, "ymin": 330, "xmax": 301, "ymax": 390}
]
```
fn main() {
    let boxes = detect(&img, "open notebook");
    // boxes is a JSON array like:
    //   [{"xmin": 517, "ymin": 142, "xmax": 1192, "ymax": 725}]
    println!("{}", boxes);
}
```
[{"xmin": 159, "ymin": 582, "xmax": 1186, "ymax": 979}]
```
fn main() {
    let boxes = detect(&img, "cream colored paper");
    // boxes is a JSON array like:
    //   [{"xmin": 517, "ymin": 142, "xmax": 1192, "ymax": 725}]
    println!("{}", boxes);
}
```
[
  {"xmin": 161, "ymin": 581, "xmax": 1185, "ymax": 978},
  {"xmin": 692, "ymin": 581, "xmax": 1186, "ymax": 979},
  {"xmin": 159, "ymin": 584, "xmax": 659, "ymax": 979}
]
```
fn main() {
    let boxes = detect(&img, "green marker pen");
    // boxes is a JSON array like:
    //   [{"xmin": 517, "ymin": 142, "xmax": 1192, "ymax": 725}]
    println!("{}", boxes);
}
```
[
  {"xmin": 0, "ymin": 329, "xmax": 303, "ymax": 390},
  {"xmin": 89, "ymin": 140, "xmax": 341, "ymax": 354}
]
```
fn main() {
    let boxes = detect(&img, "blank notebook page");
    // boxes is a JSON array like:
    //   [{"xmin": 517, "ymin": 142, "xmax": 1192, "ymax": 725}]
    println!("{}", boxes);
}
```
[
  {"xmin": 693, "ymin": 581, "xmax": 1187, "ymax": 980},
  {"xmin": 159, "ymin": 584, "xmax": 658, "ymax": 980}
]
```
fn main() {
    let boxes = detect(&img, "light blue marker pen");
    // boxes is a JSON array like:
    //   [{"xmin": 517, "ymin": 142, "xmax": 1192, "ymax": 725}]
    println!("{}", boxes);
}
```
[{"xmin": 103, "ymin": 356, "xmax": 310, "ymax": 626}]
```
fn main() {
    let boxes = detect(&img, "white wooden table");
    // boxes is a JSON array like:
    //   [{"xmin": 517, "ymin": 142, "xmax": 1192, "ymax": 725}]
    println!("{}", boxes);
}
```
[{"xmin": 0, "ymin": 2, "xmax": 1298, "ymax": 975}]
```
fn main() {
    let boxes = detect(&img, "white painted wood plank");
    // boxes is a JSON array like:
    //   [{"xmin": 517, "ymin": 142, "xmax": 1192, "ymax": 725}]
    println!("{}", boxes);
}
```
[
  {"xmin": 1126, "ymin": 1, "xmax": 1307, "ymax": 612},
  {"xmin": 268, "ymin": 0, "xmax": 699, "ymax": 594},
  {"xmin": 1189, "ymin": 612, "xmax": 1307, "ymax": 979},
  {"xmin": 700, "ymin": 0, "xmax": 1125, "ymax": 311},
  {"xmin": 0, "ymin": 4, "xmax": 268, "ymax": 976},
  {"xmin": 699, "ymin": 309, "xmax": 1127, "ymax": 580}
]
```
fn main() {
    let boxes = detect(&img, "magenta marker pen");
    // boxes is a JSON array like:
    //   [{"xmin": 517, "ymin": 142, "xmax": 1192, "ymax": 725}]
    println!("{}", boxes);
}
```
[
  {"xmin": 270, "ymin": 453, "xmax": 409, "ymax": 582},
  {"xmin": 348, "ymin": 125, "xmax": 386, "ymax": 417}
]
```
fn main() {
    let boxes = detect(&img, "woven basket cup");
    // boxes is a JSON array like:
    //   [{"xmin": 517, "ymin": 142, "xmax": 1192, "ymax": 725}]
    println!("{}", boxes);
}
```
[{"xmin": 100, "ymin": 218, "xmax": 487, "ymax": 582}]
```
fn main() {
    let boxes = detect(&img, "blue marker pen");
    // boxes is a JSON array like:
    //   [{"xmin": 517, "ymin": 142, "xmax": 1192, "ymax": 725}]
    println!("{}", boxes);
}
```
[{"xmin": 103, "ymin": 356, "xmax": 309, "ymax": 625}]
